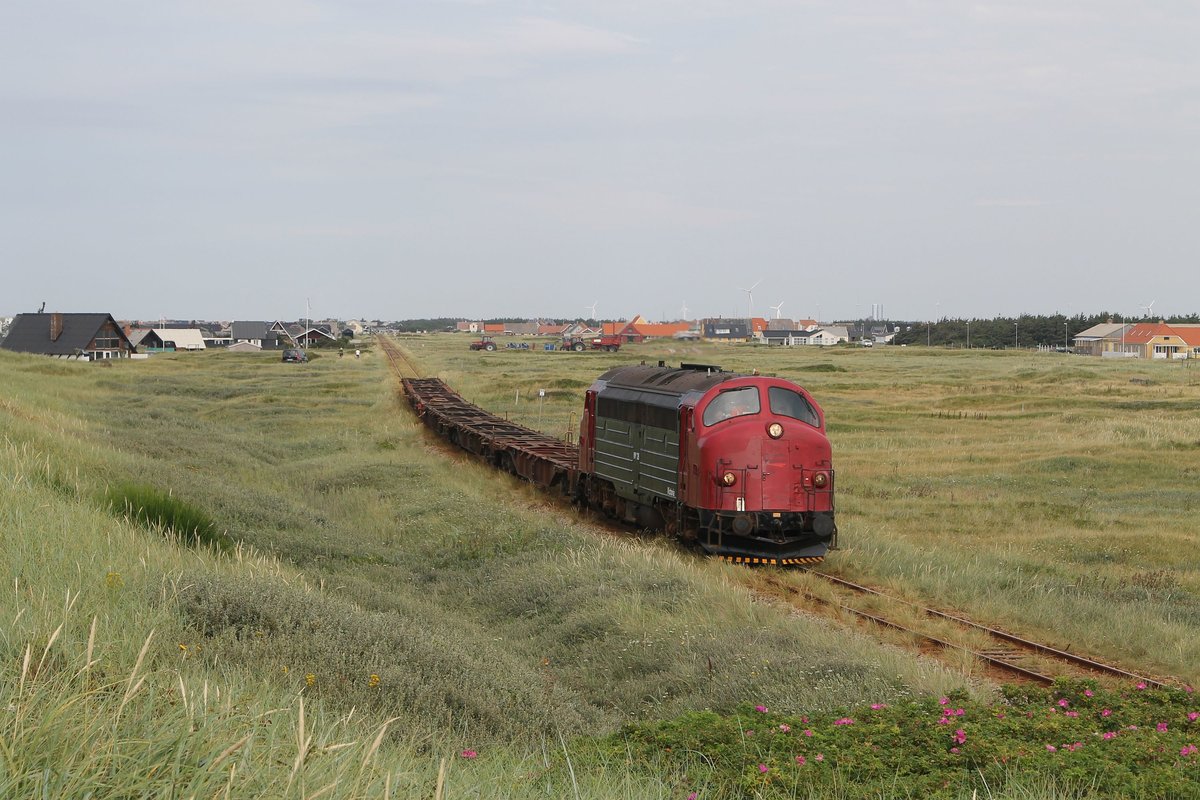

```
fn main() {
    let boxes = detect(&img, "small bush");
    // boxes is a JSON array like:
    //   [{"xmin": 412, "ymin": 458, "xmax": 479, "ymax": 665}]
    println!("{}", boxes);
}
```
[{"xmin": 103, "ymin": 482, "xmax": 230, "ymax": 551}]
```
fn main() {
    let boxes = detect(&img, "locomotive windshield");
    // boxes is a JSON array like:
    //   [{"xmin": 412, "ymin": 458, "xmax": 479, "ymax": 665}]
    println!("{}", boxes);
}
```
[
  {"xmin": 768, "ymin": 386, "xmax": 819, "ymax": 427},
  {"xmin": 702, "ymin": 387, "xmax": 760, "ymax": 426}
]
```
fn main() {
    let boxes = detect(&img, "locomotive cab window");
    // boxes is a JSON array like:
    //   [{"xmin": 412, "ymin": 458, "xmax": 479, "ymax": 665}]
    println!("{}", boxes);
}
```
[
  {"xmin": 702, "ymin": 387, "xmax": 760, "ymax": 426},
  {"xmin": 768, "ymin": 386, "xmax": 819, "ymax": 427}
]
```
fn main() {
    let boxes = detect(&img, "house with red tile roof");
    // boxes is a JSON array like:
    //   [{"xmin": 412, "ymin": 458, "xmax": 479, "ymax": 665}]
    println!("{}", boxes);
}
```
[
  {"xmin": 1171, "ymin": 325, "xmax": 1200, "ymax": 357},
  {"xmin": 628, "ymin": 321, "xmax": 693, "ymax": 340},
  {"xmin": 1120, "ymin": 322, "xmax": 1191, "ymax": 359},
  {"xmin": 600, "ymin": 315, "xmax": 696, "ymax": 342}
]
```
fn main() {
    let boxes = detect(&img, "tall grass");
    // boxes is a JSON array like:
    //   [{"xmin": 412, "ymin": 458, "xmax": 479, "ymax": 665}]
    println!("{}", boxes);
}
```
[{"xmin": 0, "ymin": 347, "xmax": 972, "ymax": 797}]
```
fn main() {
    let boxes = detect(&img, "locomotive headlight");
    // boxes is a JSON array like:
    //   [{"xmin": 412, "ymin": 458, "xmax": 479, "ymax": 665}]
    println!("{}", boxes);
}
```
[
  {"xmin": 812, "ymin": 472, "xmax": 829, "ymax": 488},
  {"xmin": 721, "ymin": 471, "xmax": 737, "ymax": 487},
  {"xmin": 767, "ymin": 422, "xmax": 784, "ymax": 439}
]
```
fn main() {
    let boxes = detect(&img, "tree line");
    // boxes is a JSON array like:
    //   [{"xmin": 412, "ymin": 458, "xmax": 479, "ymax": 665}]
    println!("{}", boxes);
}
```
[{"xmin": 889, "ymin": 312, "xmax": 1200, "ymax": 349}]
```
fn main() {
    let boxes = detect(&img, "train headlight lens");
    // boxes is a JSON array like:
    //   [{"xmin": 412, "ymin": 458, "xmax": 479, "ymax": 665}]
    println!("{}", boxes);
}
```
[
  {"xmin": 813, "ymin": 472, "xmax": 828, "ymax": 488},
  {"xmin": 721, "ymin": 471, "xmax": 737, "ymax": 487},
  {"xmin": 767, "ymin": 422, "xmax": 784, "ymax": 439}
]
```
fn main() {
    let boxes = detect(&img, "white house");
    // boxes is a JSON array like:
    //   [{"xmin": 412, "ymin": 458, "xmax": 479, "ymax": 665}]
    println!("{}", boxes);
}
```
[
  {"xmin": 130, "ymin": 328, "xmax": 207, "ymax": 351},
  {"xmin": 809, "ymin": 326, "xmax": 850, "ymax": 346}
]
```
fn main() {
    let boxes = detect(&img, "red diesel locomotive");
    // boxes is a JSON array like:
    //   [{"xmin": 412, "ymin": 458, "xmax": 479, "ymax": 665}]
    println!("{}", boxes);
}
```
[
  {"xmin": 577, "ymin": 363, "xmax": 836, "ymax": 564},
  {"xmin": 400, "ymin": 362, "xmax": 836, "ymax": 565}
]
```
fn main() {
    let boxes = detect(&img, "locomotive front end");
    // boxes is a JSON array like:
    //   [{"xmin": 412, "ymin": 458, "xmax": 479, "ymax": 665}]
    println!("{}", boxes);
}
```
[{"xmin": 687, "ymin": 378, "xmax": 836, "ymax": 565}]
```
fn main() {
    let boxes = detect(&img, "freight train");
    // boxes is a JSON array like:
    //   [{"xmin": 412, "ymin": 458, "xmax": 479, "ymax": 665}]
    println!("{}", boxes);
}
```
[{"xmin": 403, "ymin": 362, "xmax": 836, "ymax": 565}]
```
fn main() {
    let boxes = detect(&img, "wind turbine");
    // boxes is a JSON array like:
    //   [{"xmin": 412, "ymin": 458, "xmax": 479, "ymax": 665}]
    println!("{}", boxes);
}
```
[
  {"xmin": 1141, "ymin": 300, "xmax": 1156, "ymax": 319},
  {"xmin": 769, "ymin": 301, "xmax": 784, "ymax": 319},
  {"xmin": 680, "ymin": 300, "xmax": 689, "ymax": 320},
  {"xmin": 586, "ymin": 301, "xmax": 599, "ymax": 321},
  {"xmin": 738, "ymin": 280, "xmax": 761, "ymax": 321}
]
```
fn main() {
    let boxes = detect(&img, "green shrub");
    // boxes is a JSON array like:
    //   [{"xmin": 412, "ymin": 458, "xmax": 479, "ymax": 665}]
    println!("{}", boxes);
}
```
[{"xmin": 103, "ymin": 482, "xmax": 230, "ymax": 551}]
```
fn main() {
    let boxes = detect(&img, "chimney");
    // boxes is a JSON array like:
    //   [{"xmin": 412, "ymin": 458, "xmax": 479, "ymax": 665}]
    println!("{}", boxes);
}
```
[{"xmin": 50, "ymin": 313, "xmax": 63, "ymax": 341}]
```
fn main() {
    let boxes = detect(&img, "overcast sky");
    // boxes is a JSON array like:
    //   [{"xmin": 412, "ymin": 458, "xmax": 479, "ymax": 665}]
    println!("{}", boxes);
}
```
[{"xmin": 3, "ymin": 1, "xmax": 1197, "ymax": 322}]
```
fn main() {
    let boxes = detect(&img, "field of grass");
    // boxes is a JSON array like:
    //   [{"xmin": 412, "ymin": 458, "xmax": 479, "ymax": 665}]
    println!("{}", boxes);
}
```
[
  {"xmin": 1, "ymin": 345, "xmax": 983, "ymax": 798},
  {"xmin": 406, "ymin": 335, "xmax": 1200, "ymax": 686}
]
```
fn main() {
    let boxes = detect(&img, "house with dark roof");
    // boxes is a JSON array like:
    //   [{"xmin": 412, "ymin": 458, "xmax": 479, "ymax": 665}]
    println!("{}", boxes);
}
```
[
  {"xmin": 294, "ymin": 325, "xmax": 337, "ymax": 346},
  {"xmin": 701, "ymin": 319, "xmax": 751, "ymax": 340},
  {"xmin": 231, "ymin": 321, "xmax": 282, "ymax": 349},
  {"xmin": 1, "ymin": 312, "xmax": 136, "ymax": 360}
]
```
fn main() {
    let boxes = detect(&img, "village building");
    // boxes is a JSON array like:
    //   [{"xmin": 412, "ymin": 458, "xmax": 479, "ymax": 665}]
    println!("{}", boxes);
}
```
[
  {"xmin": 127, "ymin": 327, "xmax": 207, "ymax": 352},
  {"xmin": 1071, "ymin": 322, "xmax": 1133, "ymax": 357},
  {"xmin": 1073, "ymin": 321, "xmax": 1200, "ymax": 359},
  {"xmin": 231, "ymin": 321, "xmax": 283, "ymax": 349},
  {"xmin": 762, "ymin": 328, "xmax": 816, "ymax": 346},
  {"xmin": 808, "ymin": 326, "xmax": 850, "ymax": 346},
  {"xmin": 701, "ymin": 319, "xmax": 752, "ymax": 340},
  {"xmin": 505, "ymin": 321, "xmax": 541, "ymax": 336},
  {"xmin": 597, "ymin": 315, "xmax": 694, "ymax": 343},
  {"xmin": 1, "ymin": 312, "xmax": 136, "ymax": 360},
  {"xmin": 1119, "ymin": 322, "xmax": 1193, "ymax": 360}
]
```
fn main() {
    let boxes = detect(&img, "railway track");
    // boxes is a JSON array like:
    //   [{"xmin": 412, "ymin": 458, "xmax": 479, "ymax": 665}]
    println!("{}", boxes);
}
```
[
  {"xmin": 378, "ymin": 336, "xmax": 423, "ymax": 379},
  {"xmin": 759, "ymin": 570, "xmax": 1171, "ymax": 688},
  {"xmin": 376, "ymin": 336, "xmax": 1175, "ymax": 690}
]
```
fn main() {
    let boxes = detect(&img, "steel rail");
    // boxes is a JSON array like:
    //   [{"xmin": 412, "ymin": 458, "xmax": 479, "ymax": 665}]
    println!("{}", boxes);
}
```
[
  {"xmin": 756, "ymin": 575, "xmax": 1057, "ymax": 684},
  {"xmin": 833, "ymin": 600, "xmax": 1057, "ymax": 684},
  {"xmin": 807, "ymin": 571, "xmax": 1170, "ymax": 689},
  {"xmin": 379, "ymin": 336, "xmax": 422, "ymax": 378}
]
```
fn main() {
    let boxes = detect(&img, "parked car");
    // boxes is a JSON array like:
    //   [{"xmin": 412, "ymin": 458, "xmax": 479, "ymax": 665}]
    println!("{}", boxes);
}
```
[{"xmin": 282, "ymin": 348, "xmax": 308, "ymax": 363}]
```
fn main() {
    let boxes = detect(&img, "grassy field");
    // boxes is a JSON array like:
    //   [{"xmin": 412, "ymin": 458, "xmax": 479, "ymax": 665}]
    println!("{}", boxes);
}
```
[
  {"xmin": 404, "ymin": 335, "xmax": 1200, "ymax": 686},
  {"xmin": 1, "ymin": 345, "xmax": 983, "ymax": 798}
]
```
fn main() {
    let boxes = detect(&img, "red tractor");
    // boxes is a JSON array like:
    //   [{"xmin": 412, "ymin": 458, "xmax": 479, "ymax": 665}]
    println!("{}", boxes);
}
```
[
  {"xmin": 562, "ymin": 334, "xmax": 621, "ymax": 352},
  {"xmin": 468, "ymin": 335, "xmax": 497, "ymax": 351}
]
